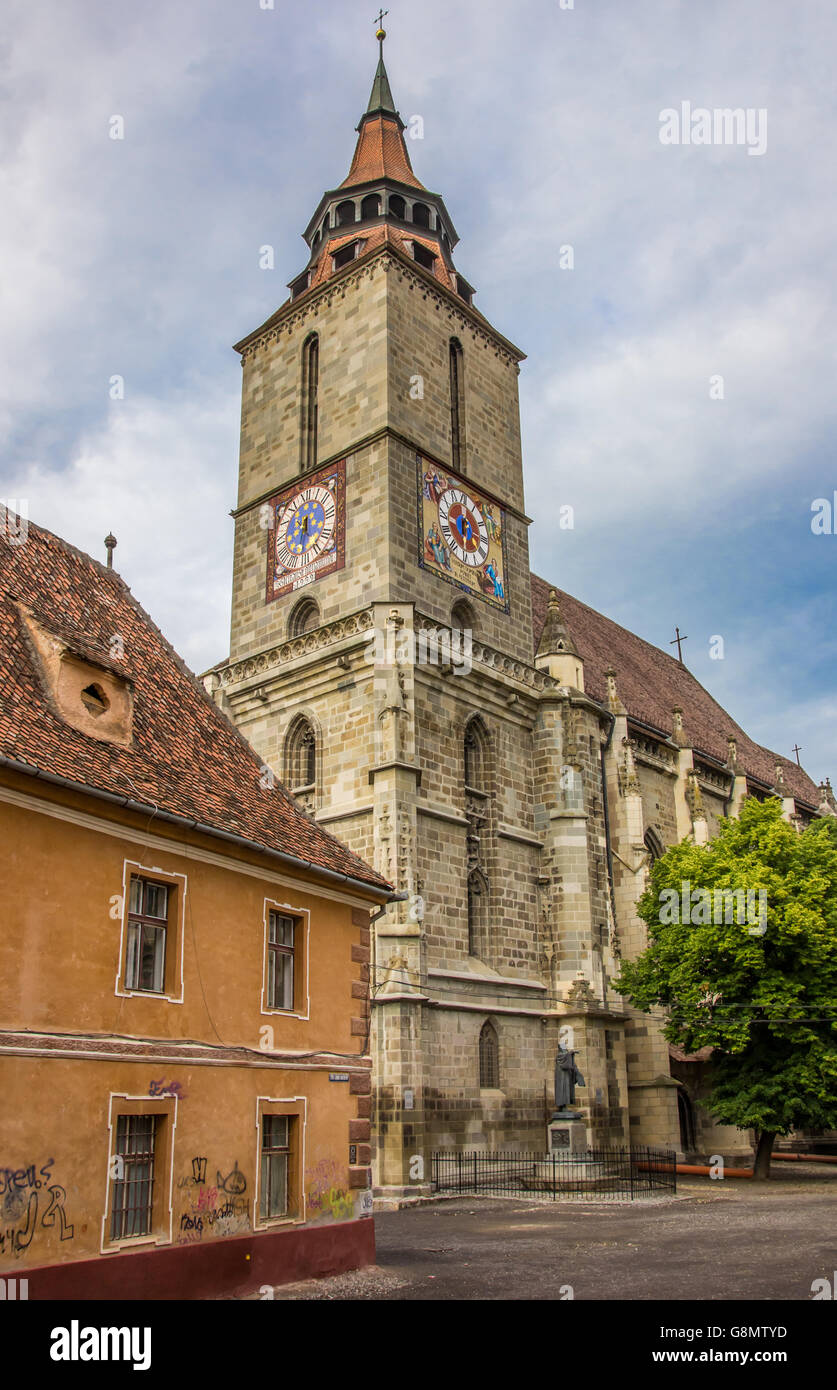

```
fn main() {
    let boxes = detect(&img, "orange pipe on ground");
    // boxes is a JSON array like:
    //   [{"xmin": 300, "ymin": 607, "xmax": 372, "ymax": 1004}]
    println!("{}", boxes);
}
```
[
  {"xmin": 772, "ymin": 1151, "xmax": 837, "ymax": 1164},
  {"xmin": 675, "ymin": 1163, "xmax": 753, "ymax": 1177},
  {"xmin": 635, "ymin": 1163, "xmax": 753, "ymax": 1178}
]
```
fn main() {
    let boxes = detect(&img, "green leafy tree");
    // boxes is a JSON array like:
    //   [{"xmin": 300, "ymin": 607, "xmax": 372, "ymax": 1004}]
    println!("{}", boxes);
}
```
[{"xmin": 614, "ymin": 798, "xmax": 837, "ymax": 1176}]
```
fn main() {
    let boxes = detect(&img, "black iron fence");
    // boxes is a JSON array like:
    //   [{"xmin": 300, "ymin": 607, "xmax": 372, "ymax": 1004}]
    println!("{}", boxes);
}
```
[{"xmin": 430, "ymin": 1146, "xmax": 676, "ymax": 1201}]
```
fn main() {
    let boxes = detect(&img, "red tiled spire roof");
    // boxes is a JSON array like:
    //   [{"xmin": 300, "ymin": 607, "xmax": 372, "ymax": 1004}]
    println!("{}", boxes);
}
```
[
  {"xmin": 531, "ymin": 573, "xmax": 821, "ymax": 808},
  {"xmin": 0, "ymin": 521, "xmax": 392, "ymax": 894},
  {"xmin": 340, "ymin": 114, "xmax": 425, "ymax": 192}
]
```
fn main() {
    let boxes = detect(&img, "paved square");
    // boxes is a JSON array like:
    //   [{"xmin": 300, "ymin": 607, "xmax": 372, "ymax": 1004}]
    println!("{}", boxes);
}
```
[{"xmin": 266, "ymin": 1166, "xmax": 837, "ymax": 1301}]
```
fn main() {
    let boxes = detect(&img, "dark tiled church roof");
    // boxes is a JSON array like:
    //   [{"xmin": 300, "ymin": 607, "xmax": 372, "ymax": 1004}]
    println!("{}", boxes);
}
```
[
  {"xmin": 531, "ymin": 574, "xmax": 820, "ymax": 809},
  {"xmin": 0, "ymin": 521, "xmax": 391, "ymax": 893}
]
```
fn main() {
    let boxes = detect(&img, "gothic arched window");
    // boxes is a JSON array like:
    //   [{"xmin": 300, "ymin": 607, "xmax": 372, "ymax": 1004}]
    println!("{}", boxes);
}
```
[
  {"xmin": 479, "ymin": 1020, "xmax": 499, "ymax": 1089},
  {"xmin": 300, "ymin": 333, "xmax": 319, "ymax": 473},
  {"xmin": 467, "ymin": 868, "xmax": 489, "ymax": 958},
  {"xmin": 288, "ymin": 597, "xmax": 320, "ymax": 637},
  {"xmin": 644, "ymin": 828, "xmax": 665, "ymax": 863},
  {"xmin": 464, "ymin": 716, "xmax": 488, "ymax": 791},
  {"xmin": 451, "ymin": 598, "xmax": 475, "ymax": 635},
  {"xmin": 285, "ymin": 716, "xmax": 317, "ymax": 799},
  {"xmin": 449, "ymin": 338, "xmax": 466, "ymax": 472}
]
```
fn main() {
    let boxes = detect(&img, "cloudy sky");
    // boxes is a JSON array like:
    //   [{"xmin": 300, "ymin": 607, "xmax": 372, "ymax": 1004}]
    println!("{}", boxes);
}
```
[{"xmin": 2, "ymin": 0, "xmax": 834, "ymax": 787}]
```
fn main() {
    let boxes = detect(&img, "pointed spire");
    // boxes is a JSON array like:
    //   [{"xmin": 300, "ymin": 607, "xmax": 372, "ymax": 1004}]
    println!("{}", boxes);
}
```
[
  {"xmin": 339, "ymin": 21, "xmax": 424, "ymax": 190},
  {"xmin": 537, "ymin": 589, "xmax": 579, "ymax": 659},
  {"xmin": 364, "ymin": 15, "xmax": 399, "ymax": 123},
  {"xmin": 536, "ymin": 590, "xmax": 584, "ymax": 689},
  {"xmin": 366, "ymin": 55, "xmax": 398, "ymax": 120}
]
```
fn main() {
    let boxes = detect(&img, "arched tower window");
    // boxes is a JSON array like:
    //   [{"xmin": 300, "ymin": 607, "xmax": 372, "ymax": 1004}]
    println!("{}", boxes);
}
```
[
  {"xmin": 300, "ymin": 333, "xmax": 319, "ymax": 473},
  {"xmin": 464, "ymin": 716, "xmax": 491, "ymax": 959},
  {"xmin": 644, "ymin": 828, "xmax": 665, "ymax": 863},
  {"xmin": 468, "ymin": 868, "xmax": 489, "ymax": 958},
  {"xmin": 464, "ymin": 716, "xmax": 488, "ymax": 791},
  {"xmin": 449, "ymin": 338, "xmax": 466, "ymax": 472},
  {"xmin": 285, "ymin": 716, "xmax": 317, "ymax": 804},
  {"xmin": 288, "ymin": 596, "xmax": 320, "ymax": 637},
  {"xmin": 360, "ymin": 193, "xmax": 381, "ymax": 220},
  {"xmin": 388, "ymin": 194, "xmax": 406, "ymax": 220},
  {"xmin": 451, "ymin": 598, "xmax": 475, "ymax": 637},
  {"xmin": 336, "ymin": 200, "xmax": 356, "ymax": 226},
  {"xmin": 412, "ymin": 201, "xmax": 431, "ymax": 228},
  {"xmin": 479, "ymin": 1020, "xmax": 500, "ymax": 1089}
]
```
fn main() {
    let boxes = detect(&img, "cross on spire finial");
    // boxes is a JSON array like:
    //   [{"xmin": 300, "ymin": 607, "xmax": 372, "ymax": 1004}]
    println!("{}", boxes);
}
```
[
  {"xmin": 374, "ymin": 9, "xmax": 388, "ymax": 56},
  {"xmin": 669, "ymin": 626, "xmax": 688, "ymax": 664},
  {"xmin": 792, "ymin": 743, "xmax": 803, "ymax": 766}
]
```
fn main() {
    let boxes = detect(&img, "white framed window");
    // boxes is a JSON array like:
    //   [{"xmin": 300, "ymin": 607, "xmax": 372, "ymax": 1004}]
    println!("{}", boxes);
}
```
[
  {"xmin": 125, "ymin": 877, "xmax": 169, "ymax": 993},
  {"xmin": 260, "ymin": 1114, "xmax": 291, "ymax": 1220},
  {"xmin": 266, "ymin": 911, "xmax": 295, "ymax": 1011}
]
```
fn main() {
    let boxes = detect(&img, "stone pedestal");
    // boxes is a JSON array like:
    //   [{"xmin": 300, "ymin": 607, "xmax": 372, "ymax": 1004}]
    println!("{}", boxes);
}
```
[{"xmin": 547, "ymin": 1112, "xmax": 588, "ymax": 1155}]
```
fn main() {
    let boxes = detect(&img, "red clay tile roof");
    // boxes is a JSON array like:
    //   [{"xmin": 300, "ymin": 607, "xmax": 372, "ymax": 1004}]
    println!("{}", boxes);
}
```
[
  {"xmin": 0, "ymin": 521, "xmax": 392, "ymax": 894},
  {"xmin": 340, "ymin": 114, "xmax": 425, "ymax": 192},
  {"xmin": 306, "ymin": 224, "xmax": 456, "ymax": 296},
  {"xmin": 531, "ymin": 574, "xmax": 820, "ymax": 808}
]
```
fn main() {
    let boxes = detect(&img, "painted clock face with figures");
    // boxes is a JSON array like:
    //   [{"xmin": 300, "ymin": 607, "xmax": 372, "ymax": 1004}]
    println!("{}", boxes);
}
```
[
  {"xmin": 437, "ymin": 487, "xmax": 490, "ymax": 568},
  {"xmin": 265, "ymin": 460, "xmax": 346, "ymax": 603},
  {"xmin": 417, "ymin": 456, "xmax": 509, "ymax": 612}
]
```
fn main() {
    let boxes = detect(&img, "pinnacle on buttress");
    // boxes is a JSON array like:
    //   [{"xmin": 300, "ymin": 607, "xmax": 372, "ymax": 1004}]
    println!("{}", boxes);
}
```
[{"xmin": 537, "ymin": 589, "xmax": 580, "ymax": 660}]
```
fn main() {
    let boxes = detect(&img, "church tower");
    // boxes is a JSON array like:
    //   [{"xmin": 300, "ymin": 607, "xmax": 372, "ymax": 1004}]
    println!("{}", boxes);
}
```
[{"xmin": 212, "ymin": 30, "xmax": 634, "ymax": 1195}]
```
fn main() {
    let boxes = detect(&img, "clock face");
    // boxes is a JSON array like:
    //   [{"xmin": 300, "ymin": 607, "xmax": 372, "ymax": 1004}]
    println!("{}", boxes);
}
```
[
  {"xmin": 416, "ymin": 456, "xmax": 509, "ymax": 612},
  {"xmin": 438, "ymin": 487, "xmax": 490, "ymax": 567},
  {"xmin": 274, "ymin": 484, "xmax": 336, "ymax": 571},
  {"xmin": 265, "ymin": 461, "xmax": 346, "ymax": 602}
]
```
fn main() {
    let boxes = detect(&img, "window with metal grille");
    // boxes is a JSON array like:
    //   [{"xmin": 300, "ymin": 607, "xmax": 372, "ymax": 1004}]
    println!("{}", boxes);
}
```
[
  {"xmin": 267, "ymin": 911, "xmax": 295, "ymax": 1010},
  {"xmin": 125, "ymin": 877, "xmax": 169, "ymax": 993},
  {"xmin": 110, "ymin": 1115, "xmax": 157, "ymax": 1240},
  {"xmin": 260, "ymin": 1115, "xmax": 290, "ymax": 1219},
  {"xmin": 479, "ymin": 1020, "xmax": 500, "ymax": 1089}
]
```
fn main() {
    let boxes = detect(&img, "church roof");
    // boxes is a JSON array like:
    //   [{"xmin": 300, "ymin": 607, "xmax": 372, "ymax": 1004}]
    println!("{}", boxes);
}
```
[
  {"xmin": 531, "ymin": 574, "xmax": 821, "ymax": 809},
  {"xmin": 0, "ymin": 520, "xmax": 392, "ymax": 895}
]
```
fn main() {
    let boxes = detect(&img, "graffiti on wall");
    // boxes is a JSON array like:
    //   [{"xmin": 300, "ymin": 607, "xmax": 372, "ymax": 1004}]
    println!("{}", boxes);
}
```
[
  {"xmin": 305, "ymin": 1158, "xmax": 354, "ymax": 1221},
  {"xmin": 148, "ymin": 1078, "xmax": 187, "ymax": 1100},
  {"xmin": 0, "ymin": 1159, "xmax": 74, "ymax": 1259},
  {"xmin": 176, "ymin": 1157, "xmax": 249, "ymax": 1245}
]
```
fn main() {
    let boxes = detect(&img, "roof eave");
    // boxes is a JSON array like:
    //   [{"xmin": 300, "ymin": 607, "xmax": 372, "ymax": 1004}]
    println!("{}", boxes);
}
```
[{"xmin": 0, "ymin": 753, "xmax": 396, "ymax": 901}]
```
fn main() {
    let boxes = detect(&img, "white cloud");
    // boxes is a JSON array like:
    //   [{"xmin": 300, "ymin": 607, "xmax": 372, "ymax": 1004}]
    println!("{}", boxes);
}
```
[{"xmin": 6, "ymin": 385, "xmax": 238, "ymax": 672}]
